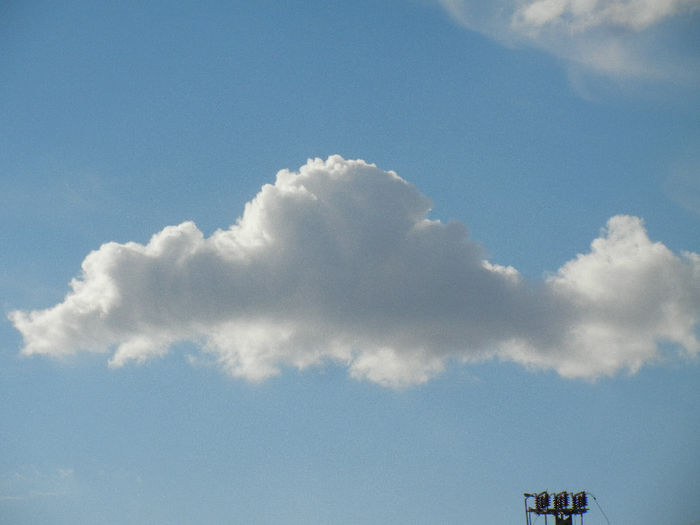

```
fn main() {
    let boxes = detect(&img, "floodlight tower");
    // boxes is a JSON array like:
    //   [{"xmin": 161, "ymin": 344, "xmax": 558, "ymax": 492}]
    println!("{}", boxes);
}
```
[{"xmin": 524, "ymin": 490, "xmax": 588, "ymax": 525}]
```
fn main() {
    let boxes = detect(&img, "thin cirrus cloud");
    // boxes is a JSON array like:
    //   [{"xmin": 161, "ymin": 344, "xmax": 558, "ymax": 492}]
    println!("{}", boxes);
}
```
[
  {"xmin": 437, "ymin": 0, "xmax": 700, "ymax": 81},
  {"xmin": 9, "ymin": 156, "xmax": 700, "ymax": 387}
]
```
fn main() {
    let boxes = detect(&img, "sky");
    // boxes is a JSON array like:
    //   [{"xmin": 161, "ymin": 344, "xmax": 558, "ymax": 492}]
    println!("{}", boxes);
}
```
[{"xmin": 1, "ymin": 1, "xmax": 699, "ymax": 524}]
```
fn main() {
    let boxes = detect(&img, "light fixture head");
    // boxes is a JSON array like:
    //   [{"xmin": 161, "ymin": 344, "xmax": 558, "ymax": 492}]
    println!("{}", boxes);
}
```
[
  {"xmin": 553, "ymin": 491, "xmax": 569, "ymax": 510},
  {"xmin": 535, "ymin": 491, "xmax": 550, "ymax": 511},
  {"xmin": 572, "ymin": 491, "xmax": 588, "ymax": 510}
]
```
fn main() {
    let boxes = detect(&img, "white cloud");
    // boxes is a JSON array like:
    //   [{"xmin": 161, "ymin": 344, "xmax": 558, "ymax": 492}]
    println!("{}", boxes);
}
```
[
  {"xmin": 437, "ymin": 0, "xmax": 700, "ymax": 81},
  {"xmin": 9, "ymin": 156, "xmax": 700, "ymax": 387},
  {"xmin": 512, "ymin": 0, "xmax": 698, "ymax": 32},
  {"xmin": 504, "ymin": 215, "xmax": 700, "ymax": 377}
]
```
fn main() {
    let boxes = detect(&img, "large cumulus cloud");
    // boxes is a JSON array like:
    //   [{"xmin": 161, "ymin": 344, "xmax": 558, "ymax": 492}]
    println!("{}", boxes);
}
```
[{"xmin": 9, "ymin": 156, "xmax": 700, "ymax": 387}]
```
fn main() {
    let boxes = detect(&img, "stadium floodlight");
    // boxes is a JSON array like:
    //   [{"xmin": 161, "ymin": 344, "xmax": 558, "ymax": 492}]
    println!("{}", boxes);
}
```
[{"xmin": 525, "ymin": 489, "xmax": 588, "ymax": 525}]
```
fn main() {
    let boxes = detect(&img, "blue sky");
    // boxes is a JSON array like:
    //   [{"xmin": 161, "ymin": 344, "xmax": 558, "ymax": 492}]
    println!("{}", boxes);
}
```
[{"xmin": 1, "ymin": 1, "xmax": 699, "ymax": 524}]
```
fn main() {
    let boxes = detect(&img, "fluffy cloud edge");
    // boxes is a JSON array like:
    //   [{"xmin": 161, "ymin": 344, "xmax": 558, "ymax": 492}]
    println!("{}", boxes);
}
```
[
  {"xmin": 436, "ymin": 0, "xmax": 700, "ymax": 82},
  {"xmin": 9, "ymin": 156, "xmax": 700, "ymax": 388}
]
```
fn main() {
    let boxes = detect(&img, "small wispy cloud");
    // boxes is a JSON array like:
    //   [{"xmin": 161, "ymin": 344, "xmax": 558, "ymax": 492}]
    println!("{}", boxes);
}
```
[
  {"xmin": 0, "ymin": 467, "xmax": 75, "ymax": 502},
  {"xmin": 437, "ymin": 0, "xmax": 700, "ymax": 83},
  {"xmin": 9, "ymin": 156, "xmax": 700, "ymax": 387},
  {"xmin": 665, "ymin": 158, "xmax": 700, "ymax": 216},
  {"xmin": 511, "ymin": 0, "xmax": 697, "ymax": 32}
]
